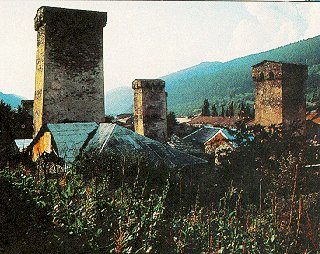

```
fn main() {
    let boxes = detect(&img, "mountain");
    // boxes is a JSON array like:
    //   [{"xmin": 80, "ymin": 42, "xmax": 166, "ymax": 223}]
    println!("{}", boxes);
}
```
[
  {"xmin": 105, "ymin": 87, "xmax": 133, "ymax": 115},
  {"xmin": 0, "ymin": 92, "xmax": 24, "ymax": 108},
  {"xmin": 106, "ymin": 35, "xmax": 320, "ymax": 115}
]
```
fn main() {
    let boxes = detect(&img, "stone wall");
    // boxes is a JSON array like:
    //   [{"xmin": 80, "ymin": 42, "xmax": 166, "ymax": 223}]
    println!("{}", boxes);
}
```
[
  {"xmin": 33, "ymin": 6, "xmax": 107, "ymax": 136},
  {"xmin": 132, "ymin": 79, "xmax": 167, "ymax": 142},
  {"xmin": 252, "ymin": 60, "xmax": 307, "ymax": 130}
]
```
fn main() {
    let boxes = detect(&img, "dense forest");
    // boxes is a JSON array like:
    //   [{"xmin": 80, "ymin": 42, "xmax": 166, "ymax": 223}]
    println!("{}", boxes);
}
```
[{"xmin": 162, "ymin": 35, "xmax": 320, "ymax": 115}]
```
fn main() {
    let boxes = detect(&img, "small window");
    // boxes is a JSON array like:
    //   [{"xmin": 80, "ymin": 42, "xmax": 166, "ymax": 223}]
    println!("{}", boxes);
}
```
[
  {"xmin": 259, "ymin": 72, "xmax": 264, "ymax": 81},
  {"xmin": 268, "ymin": 71, "xmax": 275, "ymax": 80}
]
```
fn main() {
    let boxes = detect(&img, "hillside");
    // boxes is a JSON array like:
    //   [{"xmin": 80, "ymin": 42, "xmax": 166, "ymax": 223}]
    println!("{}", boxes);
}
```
[
  {"xmin": 0, "ymin": 92, "xmax": 24, "ymax": 108},
  {"xmin": 106, "ymin": 35, "xmax": 320, "ymax": 116},
  {"xmin": 163, "ymin": 35, "xmax": 320, "ymax": 115},
  {"xmin": 105, "ymin": 87, "xmax": 133, "ymax": 115}
]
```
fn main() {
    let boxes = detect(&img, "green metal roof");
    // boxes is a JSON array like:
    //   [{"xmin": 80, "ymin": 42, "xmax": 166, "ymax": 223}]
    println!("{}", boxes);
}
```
[{"xmin": 36, "ymin": 122, "xmax": 98, "ymax": 162}]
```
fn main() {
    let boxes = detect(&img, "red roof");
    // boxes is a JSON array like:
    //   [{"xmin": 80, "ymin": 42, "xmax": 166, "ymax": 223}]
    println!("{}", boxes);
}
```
[
  {"xmin": 188, "ymin": 116, "xmax": 242, "ymax": 127},
  {"xmin": 306, "ymin": 112, "xmax": 320, "ymax": 125}
]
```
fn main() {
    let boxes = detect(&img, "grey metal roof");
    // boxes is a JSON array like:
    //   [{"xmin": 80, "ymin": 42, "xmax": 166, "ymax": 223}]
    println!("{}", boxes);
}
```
[
  {"xmin": 183, "ymin": 126, "xmax": 221, "ymax": 144},
  {"xmin": 85, "ymin": 123, "xmax": 207, "ymax": 168},
  {"xmin": 46, "ymin": 122, "xmax": 98, "ymax": 162},
  {"xmin": 183, "ymin": 126, "xmax": 252, "ymax": 147}
]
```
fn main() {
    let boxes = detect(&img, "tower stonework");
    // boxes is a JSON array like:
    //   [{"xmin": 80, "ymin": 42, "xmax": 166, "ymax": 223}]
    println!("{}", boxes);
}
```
[
  {"xmin": 252, "ymin": 60, "xmax": 308, "ymax": 130},
  {"xmin": 33, "ymin": 6, "xmax": 107, "ymax": 136},
  {"xmin": 132, "ymin": 79, "xmax": 167, "ymax": 142}
]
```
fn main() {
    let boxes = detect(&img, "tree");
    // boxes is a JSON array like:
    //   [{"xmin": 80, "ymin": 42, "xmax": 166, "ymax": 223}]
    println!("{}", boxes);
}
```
[
  {"xmin": 228, "ymin": 101, "xmax": 234, "ymax": 117},
  {"xmin": 238, "ymin": 102, "xmax": 246, "ymax": 118},
  {"xmin": 167, "ymin": 111, "xmax": 178, "ymax": 136},
  {"xmin": 211, "ymin": 104, "xmax": 218, "ymax": 116},
  {"xmin": 220, "ymin": 105, "xmax": 225, "ymax": 117},
  {"xmin": 201, "ymin": 99, "xmax": 210, "ymax": 116}
]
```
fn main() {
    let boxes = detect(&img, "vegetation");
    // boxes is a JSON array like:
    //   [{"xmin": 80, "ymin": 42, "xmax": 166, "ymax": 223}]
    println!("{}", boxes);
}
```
[
  {"xmin": 0, "ymin": 100, "xmax": 33, "ymax": 166},
  {"xmin": 161, "ymin": 35, "xmax": 320, "ymax": 115},
  {"xmin": 167, "ymin": 111, "xmax": 178, "ymax": 136},
  {"xmin": 0, "ymin": 125, "xmax": 319, "ymax": 253},
  {"xmin": 201, "ymin": 99, "xmax": 210, "ymax": 116}
]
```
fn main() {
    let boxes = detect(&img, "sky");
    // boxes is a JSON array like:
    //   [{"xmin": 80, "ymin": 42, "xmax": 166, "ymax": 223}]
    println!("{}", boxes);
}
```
[{"xmin": 0, "ymin": 1, "xmax": 320, "ymax": 99}]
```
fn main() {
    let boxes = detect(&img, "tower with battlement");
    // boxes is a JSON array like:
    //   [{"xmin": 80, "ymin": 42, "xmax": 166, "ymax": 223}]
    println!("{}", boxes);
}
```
[
  {"xmin": 252, "ymin": 60, "xmax": 308, "ymax": 131},
  {"xmin": 132, "ymin": 79, "xmax": 167, "ymax": 142},
  {"xmin": 33, "ymin": 6, "xmax": 107, "ymax": 136}
]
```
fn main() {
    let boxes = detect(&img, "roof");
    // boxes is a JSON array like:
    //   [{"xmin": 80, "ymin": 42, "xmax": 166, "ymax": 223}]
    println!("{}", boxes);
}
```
[
  {"xmin": 252, "ymin": 60, "xmax": 307, "ymax": 68},
  {"xmin": 306, "ymin": 111, "xmax": 320, "ymax": 125},
  {"xmin": 33, "ymin": 122, "xmax": 98, "ymax": 162},
  {"xmin": 15, "ymin": 139, "xmax": 33, "ymax": 152},
  {"xmin": 183, "ymin": 126, "xmax": 252, "ymax": 146},
  {"xmin": 188, "ymin": 116, "xmax": 240, "ymax": 127},
  {"xmin": 85, "ymin": 123, "xmax": 207, "ymax": 168},
  {"xmin": 183, "ymin": 126, "xmax": 221, "ymax": 144}
]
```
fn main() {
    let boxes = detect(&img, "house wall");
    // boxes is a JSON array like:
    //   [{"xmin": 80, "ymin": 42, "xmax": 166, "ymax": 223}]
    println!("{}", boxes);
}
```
[
  {"xmin": 132, "ymin": 79, "xmax": 167, "ymax": 142},
  {"xmin": 33, "ymin": 7, "xmax": 107, "ymax": 136},
  {"xmin": 32, "ymin": 131, "xmax": 51, "ymax": 161},
  {"xmin": 204, "ymin": 132, "xmax": 229, "ymax": 154}
]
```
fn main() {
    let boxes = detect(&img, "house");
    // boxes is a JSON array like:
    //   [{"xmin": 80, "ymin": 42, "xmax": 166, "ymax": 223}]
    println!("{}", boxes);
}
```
[
  {"xmin": 29, "ymin": 122, "xmax": 207, "ymax": 169},
  {"xmin": 306, "ymin": 111, "xmax": 320, "ymax": 142},
  {"xmin": 187, "ymin": 116, "xmax": 246, "ymax": 128},
  {"xmin": 31, "ymin": 122, "xmax": 98, "ymax": 162},
  {"xmin": 85, "ymin": 123, "xmax": 207, "ymax": 168},
  {"xmin": 182, "ymin": 126, "xmax": 238, "ymax": 155}
]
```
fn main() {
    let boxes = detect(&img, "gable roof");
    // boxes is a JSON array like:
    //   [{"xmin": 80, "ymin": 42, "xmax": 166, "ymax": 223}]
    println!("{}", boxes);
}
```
[
  {"xmin": 183, "ymin": 126, "xmax": 221, "ymax": 144},
  {"xmin": 306, "ymin": 111, "xmax": 320, "ymax": 125},
  {"xmin": 85, "ymin": 123, "xmax": 207, "ymax": 168},
  {"xmin": 32, "ymin": 122, "xmax": 98, "ymax": 162}
]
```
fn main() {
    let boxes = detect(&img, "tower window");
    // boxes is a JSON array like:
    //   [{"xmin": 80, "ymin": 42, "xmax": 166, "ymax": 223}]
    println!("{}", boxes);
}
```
[
  {"xmin": 258, "ymin": 72, "xmax": 264, "ymax": 81},
  {"xmin": 268, "ymin": 71, "xmax": 275, "ymax": 80}
]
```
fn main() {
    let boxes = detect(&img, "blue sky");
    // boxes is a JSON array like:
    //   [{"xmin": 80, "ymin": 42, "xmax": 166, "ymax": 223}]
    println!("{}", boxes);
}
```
[{"xmin": 0, "ymin": 1, "xmax": 320, "ymax": 99}]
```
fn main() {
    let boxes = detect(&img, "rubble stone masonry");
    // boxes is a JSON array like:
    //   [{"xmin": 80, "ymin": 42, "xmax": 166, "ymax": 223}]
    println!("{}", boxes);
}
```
[
  {"xmin": 33, "ymin": 6, "xmax": 107, "ymax": 136},
  {"xmin": 252, "ymin": 60, "xmax": 308, "ymax": 131},
  {"xmin": 132, "ymin": 79, "xmax": 167, "ymax": 142}
]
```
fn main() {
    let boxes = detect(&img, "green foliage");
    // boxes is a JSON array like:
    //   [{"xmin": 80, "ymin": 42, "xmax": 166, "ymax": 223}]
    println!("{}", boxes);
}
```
[
  {"xmin": 0, "ymin": 132, "xmax": 319, "ymax": 253},
  {"xmin": 211, "ymin": 104, "xmax": 218, "ymax": 116},
  {"xmin": 201, "ymin": 99, "xmax": 210, "ymax": 116},
  {"xmin": 0, "ymin": 100, "xmax": 33, "ymax": 166},
  {"xmin": 163, "ymin": 35, "xmax": 320, "ymax": 115},
  {"xmin": 167, "ymin": 111, "xmax": 178, "ymax": 136}
]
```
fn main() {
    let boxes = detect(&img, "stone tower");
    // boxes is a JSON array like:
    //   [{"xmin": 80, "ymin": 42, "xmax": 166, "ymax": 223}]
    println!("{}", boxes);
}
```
[
  {"xmin": 33, "ymin": 6, "xmax": 107, "ymax": 136},
  {"xmin": 132, "ymin": 79, "xmax": 167, "ymax": 142},
  {"xmin": 252, "ymin": 60, "xmax": 308, "ymax": 130}
]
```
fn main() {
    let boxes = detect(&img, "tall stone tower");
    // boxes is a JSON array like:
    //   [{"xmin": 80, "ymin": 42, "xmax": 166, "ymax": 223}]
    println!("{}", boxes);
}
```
[
  {"xmin": 33, "ymin": 6, "xmax": 107, "ymax": 136},
  {"xmin": 252, "ymin": 60, "xmax": 308, "ymax": 130},
  {"xmin": 132, "ymin": 79, "xmax": 167, "ymax": 142}
]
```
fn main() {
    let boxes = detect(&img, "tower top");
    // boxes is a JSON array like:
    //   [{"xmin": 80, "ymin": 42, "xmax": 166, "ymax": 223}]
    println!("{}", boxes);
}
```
[
  {"xmin": 34, "ymin": 6, "xmax": 107, "ymax": 31},
  {"xmin": 132, "ymin": 79, "xmax": 165, "ymax": 90},
  {"xmin": 252, "ymin": 60, "xmax": 307, "ymax": 68},
  {"xmin": 252, "ymin": 60, "xmax": 308, "ymax": 82}
]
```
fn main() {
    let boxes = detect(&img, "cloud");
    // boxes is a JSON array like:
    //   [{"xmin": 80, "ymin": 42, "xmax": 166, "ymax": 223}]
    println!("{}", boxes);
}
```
[
  {"xmin": 225, "ymin": 2, "xmax": 314, "ymax": 61},
  {"xmin": 298, "ymin": 4, "xmax": 320, "ymax": 39}
]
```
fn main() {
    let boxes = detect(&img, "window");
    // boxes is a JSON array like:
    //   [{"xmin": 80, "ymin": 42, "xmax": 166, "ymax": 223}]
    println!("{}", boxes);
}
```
[
  {"xmin": 268, "ymin": 71, "xmax": 275, "ymax": 80},
  {"xmin": 259, "ymin": 72, "xmax": 264, "ymax": 81}
]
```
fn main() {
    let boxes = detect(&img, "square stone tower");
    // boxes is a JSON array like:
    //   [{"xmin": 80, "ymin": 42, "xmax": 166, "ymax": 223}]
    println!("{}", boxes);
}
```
[
  {"xmin": 252, "ymin": 60, "xmax": 308, "ymax": 130},
  {"xmin": 33, "ymin": 6, "xmax": 107, "ymax": 136},
  {"xmin": 132, "ymin": 79, "xmax": 167, "ymax": 142}
]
